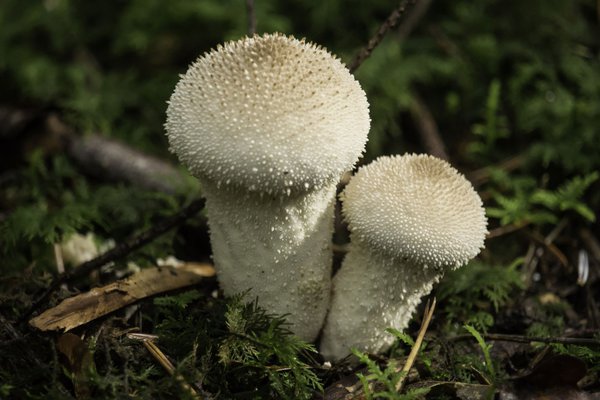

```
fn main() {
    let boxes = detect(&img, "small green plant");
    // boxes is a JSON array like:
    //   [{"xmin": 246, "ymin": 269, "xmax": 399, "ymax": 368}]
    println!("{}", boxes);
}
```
[
  {"xmin": 387, "ymin": 327, "xmax": 415, "ymax": 357},
  {"xmin": 486, "ymin": 171, "xmax": 598, "ymax": 226},
  {"xmin": 353, "ymin": 349, "xmax": 430, "ymax": 400},
  {"xmin": 154, "ymin": 293, "xmax": 322, "ymax": 399},
  {"xmin": 437, "ymin": 259, "xmax": 524, "ymax": 331},
  {"xmin": 530, "ymin": 171, "xmax": 599, "ymax": 222},
  {"xmin": 463, "ymin": 325, "xmax": 496, "ymax": 384},
  {"xmin": 218, "ymin": 299, "xmax": 323, "ymax": 399},
  {"xmin": 468, "ymin": 79, "xmax": 510, "ymax": 163},
  {"xmin": 0, "ymin": 384, "xmax": 14, "ymax": 398}
]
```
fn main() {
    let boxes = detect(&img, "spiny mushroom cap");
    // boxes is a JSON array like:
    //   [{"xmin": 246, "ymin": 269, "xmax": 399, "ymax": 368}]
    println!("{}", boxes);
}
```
[
  {"xmin": 341, "ymin": 154, "xmax": 487, "ymax": 268},
  {"xmin": 166, "ymin": 33, "xmax": 370, "ymax": 196}
]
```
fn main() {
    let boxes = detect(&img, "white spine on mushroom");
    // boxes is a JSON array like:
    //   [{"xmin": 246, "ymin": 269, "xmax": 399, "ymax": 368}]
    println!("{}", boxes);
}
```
[
  {"xmin": 165, "ymin": 34, "xmax": 370, "ymax": 341},
  {"xmin": 320, "ymin": 154, "xmax": 487, "ymax": 360}
]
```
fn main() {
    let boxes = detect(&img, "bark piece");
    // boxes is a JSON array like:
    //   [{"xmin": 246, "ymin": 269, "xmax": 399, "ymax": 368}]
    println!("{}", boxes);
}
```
[{"xmin": 30, "ymin": 263, "xmax": 215, "ymax": 332}]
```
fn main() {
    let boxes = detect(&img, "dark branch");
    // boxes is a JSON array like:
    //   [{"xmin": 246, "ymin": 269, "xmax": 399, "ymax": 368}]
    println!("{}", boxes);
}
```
[
  {"xmin": 67, "ymin": 134, "xmax": 187, "ymax": 195},
  {"xmin": 449, "ymin": 332, "xmax": 600, "ymax": 346},
  {"xmin": 23, "ymin": 198, "xmax": 206, "ymax": 321},
  {"xmin": 246, "ymin": 0, "xmax": 256, "ymax": 36},
  {"xmin": 397, "ymin": 0, "xmax": 433, "ymax": 40},
  {"xmin": 410, "ymin": 92, "xmax": 449, "ymax": 160},
  {"xmin": 43, "ymin": 115, "xmax": 189, "ymax": 195},
  {"xmin": 349, "ymin": 0, "xmax": 418, "ymax": 73},
  {"xmin": 0, "ymin": 313, "xmax": 44, "ymax": 368}
]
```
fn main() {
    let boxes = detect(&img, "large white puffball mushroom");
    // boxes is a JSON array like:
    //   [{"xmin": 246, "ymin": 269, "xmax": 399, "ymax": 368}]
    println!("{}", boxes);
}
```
[
  {"xmin": 165, "ymin": 33, "xmax": 370, "ymax": 341},
  {"xmin": 320, "ymin": 154, "xmax": 487, "ymax": 360}
]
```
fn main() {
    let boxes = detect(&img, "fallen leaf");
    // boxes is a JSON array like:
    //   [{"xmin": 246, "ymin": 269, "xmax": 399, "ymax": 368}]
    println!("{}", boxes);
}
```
[
  {"xmin": 514, "ymin": 353, "xmax": 587, "ymax": 387},
  {"xmin": 407, "ymin": 381, "xmax": 494, "ymax": 400},
  {"xmin": 499, "ymin": 353, "xmax": 595, "ymax": 400},
  {"xmin": 56, "ymin": 333, "xmax": 95, "ymax": 399}
]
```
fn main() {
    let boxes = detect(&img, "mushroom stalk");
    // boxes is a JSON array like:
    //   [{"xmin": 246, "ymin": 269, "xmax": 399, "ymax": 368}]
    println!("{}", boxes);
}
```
[
  {"xmin": 320, "ymin": 241, "xmax": 443, "ymax": 360},
  {"xmin": 320, "ymin": 154, "xmax": 487, "ymax": 360},
  {"xmin": 202, "ymin": 180, "xmax": 336, "ymax": 341}
]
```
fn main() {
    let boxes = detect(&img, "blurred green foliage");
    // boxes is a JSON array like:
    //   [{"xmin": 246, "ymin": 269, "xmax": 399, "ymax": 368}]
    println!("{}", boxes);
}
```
[
  {"xmin": 2, "ymin": 0, "xmax": 598, "ymax": 165},
  {"xmin": 1, "ymin": 0, "xmax": 597, "ymax": 254},
  {"xmin": 437, "ymin": 259, "xmax": 524, "ymax": 332}
]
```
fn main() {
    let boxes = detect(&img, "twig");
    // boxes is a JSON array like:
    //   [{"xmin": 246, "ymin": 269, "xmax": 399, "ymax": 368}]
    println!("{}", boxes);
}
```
[
  {"xmin": 395, "ymin": 297, "xmax": 436, "ymax": 392},
  {"xmin": 397, "ymin": 0, "xmax": 433, "ymax": 40},
  {"xmin": 37, "ymin": 114, "xmax": 189, "ymax": 195},
  {"xmin": 1, "ymin": 112, "xmax": 190, "ymax": 195},
  {"xmin": 427, "ymin": 24, "xmax": 463, "ymax": 61},
  {"xmin": 526, "ymin": 230, "xmax": 569, "ymax": 268},
  {"xmin": 245, "ymin": 0, "xmax": 256, "ymax": 36},
  {"xmin": 22, "ymin": 198, "xmax": 206, "ymax": 321},
  {"xmin": 544, "ymin": 218, "xmax": 568, "ymax": 246},
  {"xmin": 53, "ymin": 243, "xmax": 68, "ymax": 290},
  {"xmin": 0, "ymin": 313, "xmax": 44, "ymax": 368},
  {"xmin": 523, "ymin": 242, "xmax": 538, "ymax": 288},
  {"xmin": 449, "ymin": 332, "xmax": 600, "ymax": 346},
  {"xmin": 67, "ymin": 134, "xmax": 188, "ymax": 195},
  {"xmin": 580, "ymin": 227, "xmax": 600, "ymax": 264},
  {"xmin": 410, "ymin": 93, "xmax": 448, "ymax": 160},
  {"xmin": 349, "ymin": 0, "xmax": 418, "ymax": 73},
  {"xmin": 142, "ymin": 339, "xmax": 202, "ymax": 399},
  {"xmin": 486, "ymin": 222, "xmax": 529, "ymax": 239},
  {"xmin": 467, "ymin": 154, "xmax": 525, "ymax": 187},
  {"xmin": 53, "ymin": 243, "xmax": 65, "ymax": 275},
  {"xmin": 586, "ymin": 285, "xmax": 600, "ymax": 329}
]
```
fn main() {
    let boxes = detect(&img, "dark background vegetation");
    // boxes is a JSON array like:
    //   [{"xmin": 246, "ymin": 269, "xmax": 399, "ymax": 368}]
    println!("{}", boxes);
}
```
[{"xmin": 1, "ymin": 0, "xmax": 599, "ymax": 398}]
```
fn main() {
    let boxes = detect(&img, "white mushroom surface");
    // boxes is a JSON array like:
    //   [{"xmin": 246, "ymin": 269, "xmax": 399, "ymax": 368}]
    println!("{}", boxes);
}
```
[
  {"xmin": 320, "ymin": 154, "xmax": 487, "ymax": 360},
  {"xmin": 165, "ymin": 33, "xmax": 370, "ymax": 341}
]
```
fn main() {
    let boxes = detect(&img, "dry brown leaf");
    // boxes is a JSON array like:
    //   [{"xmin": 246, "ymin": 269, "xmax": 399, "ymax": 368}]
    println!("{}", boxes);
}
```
[
  {"xmin": 30, "ymin": 263, "xmax": 215, "ymax": 332},
  {"xmin": 499, "ymin": 353, "xmax": 596, "ymax": 400},
  {"xmin": 56, "ymin": 332, "xmax": 95, "ymax": 399},
  {"xmin": 405, "ymin": 381, "xmax": 494, "ymax": 400}
]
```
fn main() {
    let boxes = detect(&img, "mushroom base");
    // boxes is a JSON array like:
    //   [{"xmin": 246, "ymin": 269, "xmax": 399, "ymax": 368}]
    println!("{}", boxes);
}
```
[
  {"xmin": 202, "ymin": 180, "xmax": 337, "ymax": 342},
  {"xmin": 320, "ymin": 247, "xmax": 443, "ymax": 360}
]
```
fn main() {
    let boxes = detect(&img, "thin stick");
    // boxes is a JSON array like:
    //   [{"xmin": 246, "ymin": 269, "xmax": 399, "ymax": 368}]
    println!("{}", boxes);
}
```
[
  {"xmin": 23, "ymin": 198, "xmax": 206, "ymax": 321},
  {"xmin": 397, "ymin": 0, "xmax": 433, "ymax": 40},
  {"xmin": 0, "ymin": 313, "xmax": 44, "ymax": 368},
  {"xmin": 410, "ymin": 93, "xmax": 448, "ymax": 160},
  {"xmin": 53, "ymin": 243, "xmax": 68, "ymax": 291},
  {"xmin": 486, "ymin": 222, "xmax": 529, "ymax": 239},
  {"xmin": 544, "ymin": 218, "xmax": 568, "ymax": 246},
  {"xmin": 53, "ymin": 244, "xmax": 65, "ymax": 275},
  {"xmin": 349, "ymin": 0, "xmax": 418, "ymax": 73},
  {"xmin": 143, "ymin": 340, "xmax": 201, "ymax": 399},
  {"xmin": 246, "ymin": 0, "xmax": 256, "ymax": 36},
  {"xmin": 580, "ymin": 227, "xmax": 600, "ymax": 263},
  {"xmin": 448, "ymin": 332, "xmax": 600, "ymax": 346},
  {"xmin": 395, "ymin": 297, "xmax": 436, "ymax": 392},
  {"xmin": 467, "ymin": 154, "xmax": 524, "ymax": 187},
  {"xmin": 526, "ymin": 230, "xmax": 569, "ymax": 267},
  {"xmin": 46, "ymin": 115, "xmax": 189, "ymax": 195}
]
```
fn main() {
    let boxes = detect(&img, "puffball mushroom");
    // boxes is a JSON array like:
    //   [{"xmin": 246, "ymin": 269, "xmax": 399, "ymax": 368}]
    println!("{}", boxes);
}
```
[
  {"xmin": 165, "ymin": 33, "xmax": 370, "ymax": 341},
  {"xmin": 320, "ymin": 154, "xmax": 487, "ymax": 360}
]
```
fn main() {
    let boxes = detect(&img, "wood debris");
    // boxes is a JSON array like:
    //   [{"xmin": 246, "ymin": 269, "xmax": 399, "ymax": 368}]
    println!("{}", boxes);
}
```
[{"xmin": 29, "ymin": 263, "xmax": 215, "ymax": 332}]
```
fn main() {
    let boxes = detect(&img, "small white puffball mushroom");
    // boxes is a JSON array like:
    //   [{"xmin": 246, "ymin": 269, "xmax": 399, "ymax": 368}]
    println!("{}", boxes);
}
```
[
  {"xmin": 165, "ymin": 33, "xmax": 370, "ymax": 341},
  {"xmin": 60, "ymin": 233, "xmax": 99, "ymax": 266},
  {"xmin": 320, "ymin": 154, "xmax": 487, "ymax": 360}
]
